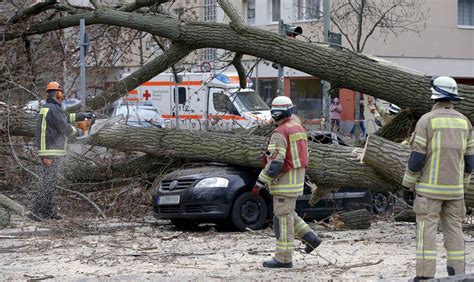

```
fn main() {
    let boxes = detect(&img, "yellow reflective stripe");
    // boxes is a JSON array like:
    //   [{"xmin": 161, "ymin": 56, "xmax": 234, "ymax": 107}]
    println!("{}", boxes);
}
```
[
  {"xmin": 431, "ymin": 117, "xmax": 468, "ymax": 130},
  {"xmin": 38, "ymin": 150, "xmax": 67, "ymax": 156},
  {"xmin": 417, "ymin": 221, "xmax": 425, "ymax": 250},
  {"xmin": 69, "ymin": 113, "xmax": 76, "ymax": 124},
  {"xmin": 461, "ymin": 132, "xmax": 466, "ymax": 184},
  {"xmin": 268, "ymin": 144, "xmax": 276, "ymax": 149},
  {"xmin": 468, "ymin": 139, "xmax": 474, "ymax": 148},
  {"xmin": 295, "ymin": 219, "xmax": 307, "ymax": 234},
  {"xmin": 281, "ymin": 216, "xmax": 288, "ymax": 249},
  {"xmin": 290, "ymin": 141, "xmax": 300, "ymax": 168},
  {"xmin": 40, "ymin": 108, "xmax": 49, "ymax": 151},
  {"xmin": 271, "ymin": 182, "xmax": 304, "ymax": 188},
  {"xmin": 414, "ymin": 136, "xmax": 427, "ymax": 148},
  {"xmin": 447, "ymin": 250, "xmax": 465, "ymax": 260},
  {"xmin": 429, "ymin": 131, "xmax": 441, "ymax": 184},
  {"xmin": 270, "ymin": 186, "xmax": 304, "ymax": 194},
  {"xmin": 416, "ymin": 250, "xmax": 436, "ymax": 260},
  {"xmin": 259, "ymin": 171, "xmax": 273, "ymax": 183},
  {"xmin": 403, "ymin": 173, "xmax": 417, "ymax": 183},
  {"xmin": 289, "ymin": 132, "xmax": 307, "ymax": 142},
  {"xmin": 275, "ymin": 147, "xmax": 287, "ymax": 155},
  {"xmin": 71, "ymin": 126, "xmax": 77, "ymax": 136},
  {"xmin": 416, "ymin": 183, "xmax": 464, "ymax": 195}
]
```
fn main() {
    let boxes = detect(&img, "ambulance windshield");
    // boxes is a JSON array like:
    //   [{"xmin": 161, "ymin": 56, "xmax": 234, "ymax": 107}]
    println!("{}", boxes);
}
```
[{"xmin": 234, "ymin": 91, "xmax": 270, "ymax": 112}]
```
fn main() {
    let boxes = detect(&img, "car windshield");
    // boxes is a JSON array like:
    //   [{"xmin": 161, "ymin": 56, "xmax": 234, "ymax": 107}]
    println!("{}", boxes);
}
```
[{"xmin": 233, "ymin": 90, "xmax": 270, "ymax": 112}]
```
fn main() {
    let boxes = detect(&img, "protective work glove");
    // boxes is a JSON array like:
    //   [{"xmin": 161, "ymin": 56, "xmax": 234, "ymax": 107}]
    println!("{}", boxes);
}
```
[
  {"xmin": 252, "ymin": 180, "xmax": 266, "ymax": 198},
  {"xmin": 83, "ymin": 112, "xmax": 96, "ymax": 121}
]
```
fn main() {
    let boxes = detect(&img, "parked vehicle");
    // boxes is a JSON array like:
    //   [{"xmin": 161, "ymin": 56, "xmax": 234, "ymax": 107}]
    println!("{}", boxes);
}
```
[
  {"xmin": 123, "ymin": 72, "xmax": 272, "ymax": 131},
  {"xmin": 112, "ymin": 100, "xmax": 164, "ymax": 128},
  {"xmin": 23, "ymin": 98, "xmax": 81, "ymax": 114},
  {"xmin": 152, "ymin": 163, "xmax": 390, "ymax": 231}
]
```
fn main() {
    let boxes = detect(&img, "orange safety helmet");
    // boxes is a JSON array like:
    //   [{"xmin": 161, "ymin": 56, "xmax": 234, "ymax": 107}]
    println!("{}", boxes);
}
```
[{"xmin": 46, "ymin": 81, "xmax": 64, "ymax": 100}]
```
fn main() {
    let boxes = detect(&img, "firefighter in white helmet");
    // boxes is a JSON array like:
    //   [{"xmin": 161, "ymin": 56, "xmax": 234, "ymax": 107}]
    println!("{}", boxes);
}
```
[
  {"xmin": 402, "ymin": 76, "xmax": 473, "ymax": 281},
  {"xmin": 253, "ymin": 96, "xmax": 321, "ymax": 268}
]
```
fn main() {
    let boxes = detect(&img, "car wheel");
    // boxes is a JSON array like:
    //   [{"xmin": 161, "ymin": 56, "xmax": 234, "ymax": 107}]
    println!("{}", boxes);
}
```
[
  {"xmin": 372, "ymin": 192, "xmax": 392, "ymax": 214},
  {"xmin": 171, "ymin": 219, "xmax": 198, "ymax": 231},
  {"xmin": 231, "ymin": 192, "xmax": 268, "ymax": 231}
]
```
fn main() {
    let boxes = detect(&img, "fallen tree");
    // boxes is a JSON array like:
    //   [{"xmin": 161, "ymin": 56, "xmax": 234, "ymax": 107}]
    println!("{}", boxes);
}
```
[
  {"xmin": 2, "ymin": 0, "xmax": 474, "ymax": 123},
  {"xmin": 363, "ymin": 134, "xmax": 474, "ymax": 208}
]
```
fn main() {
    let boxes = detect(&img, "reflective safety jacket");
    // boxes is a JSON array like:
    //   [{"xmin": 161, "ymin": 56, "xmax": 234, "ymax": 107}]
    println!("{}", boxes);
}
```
[
  {"xmin": 403, "ymin": 102, "xmax": 473, "ymax": 200},
  {"xmin": 258, "ymin": 117, "xmax": 309, "ymax": 197},
  {"xmin": 36, "ymin": 99, "xmax": 85, "ymax": 157}
]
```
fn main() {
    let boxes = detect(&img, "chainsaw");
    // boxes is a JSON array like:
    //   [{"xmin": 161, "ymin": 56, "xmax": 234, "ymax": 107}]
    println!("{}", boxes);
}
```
[{"xmin": 76, "ymin": 114, "xmax": 124, "ymax": 140}]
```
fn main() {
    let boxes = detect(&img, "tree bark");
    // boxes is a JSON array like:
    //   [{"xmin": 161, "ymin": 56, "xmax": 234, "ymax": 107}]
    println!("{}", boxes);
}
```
[
  {"xmin": 0, "ymin": 194, "xmax": 27, "ymax": 216},
  {"xmin": 333, "ymin": 209, "xmax": 371, "ymax": 230},
  {"xmin": 363, "ymin": 134, "xmax": 474, "ymax": 208},
  {"xmin": 375, "ymin": 109, "xmax": 416, "ymax": 142},
  {"xmin": 5, "ymin": 9, "xmax": 474, "ymax": 122}
]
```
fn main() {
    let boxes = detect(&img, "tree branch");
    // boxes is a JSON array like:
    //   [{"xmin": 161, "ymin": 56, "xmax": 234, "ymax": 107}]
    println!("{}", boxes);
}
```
[
  {"xmin": 8, "ymin": 0, "xmax": 57, "ymax": 24},
  {"xmin": 217, "ymin": 0, "xmax": 246, "ymax": 32},
  {"xmin": 72, "ymin": 42, "xmax": 193, "ymax": 111},
  {"xmin": 361, "ymin": 3, "xmax": 399, "ymax": 52},
  {"xmin": 119, "ymin": 0, "xmax": 169, "ymax": 12},
  {"xmin": 231, "ymin": 53, "xmax": 246, "ymax": 88}
]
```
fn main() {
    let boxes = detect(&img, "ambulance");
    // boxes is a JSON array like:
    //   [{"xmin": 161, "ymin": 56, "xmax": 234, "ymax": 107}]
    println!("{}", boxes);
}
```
[{"xmin": 124, "ymin": 72, "xmax": 272, "ymax": 131}]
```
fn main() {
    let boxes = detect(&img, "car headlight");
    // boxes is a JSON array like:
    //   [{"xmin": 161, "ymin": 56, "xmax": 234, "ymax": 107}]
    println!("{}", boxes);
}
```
[{"xmin": 194, "ymin": 177, "xmax": 229, "ymax": 188}]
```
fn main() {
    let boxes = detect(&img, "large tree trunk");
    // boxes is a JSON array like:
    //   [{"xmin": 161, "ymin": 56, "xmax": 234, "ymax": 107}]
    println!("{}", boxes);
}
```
[
  {"xmin": 6, "ymin": 9, "xmax": 474, "ymax": 122},
  {"xmin": 375, "ymin": 110, "xmax": 416, "ymax": 142},
  {"xmin": 363, "ymin": 134, "xmax": 474, "ymax": 208}
]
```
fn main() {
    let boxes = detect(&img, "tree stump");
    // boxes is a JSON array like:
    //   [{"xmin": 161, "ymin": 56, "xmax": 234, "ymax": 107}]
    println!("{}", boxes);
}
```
[
  {"xmin": 0, "ymin": 206, "xmax": 11, "ymax": 227},
  {"xmin": 332, "ymin": 209, "xmax": 371, "ymax": 230}
]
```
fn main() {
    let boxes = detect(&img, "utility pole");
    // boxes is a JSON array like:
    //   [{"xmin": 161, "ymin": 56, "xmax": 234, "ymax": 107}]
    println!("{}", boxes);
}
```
[
  {"xmin": 277, "ymin": 19, "xmax": 286, "ymax": 96},
  {"xmin": 79, "ymin": 18, "xmax": 87, "ymax": 111},
  {"xmin": 321, "ymin": 0, "xmax": 331, "ymax": 132}
]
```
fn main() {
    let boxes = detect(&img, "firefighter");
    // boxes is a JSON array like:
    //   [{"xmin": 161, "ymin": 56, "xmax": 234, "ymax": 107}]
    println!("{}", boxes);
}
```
[
  {"xmin": 253, "ymin": 96, "xmax": 322, "ymax": 268},
  {"xmin": 30, "ymin": 81, "xmax": 94, "ymax": 220},
  {"xmin": 402, "ymin": 76, "xmax": 473, "ymax": 281}
]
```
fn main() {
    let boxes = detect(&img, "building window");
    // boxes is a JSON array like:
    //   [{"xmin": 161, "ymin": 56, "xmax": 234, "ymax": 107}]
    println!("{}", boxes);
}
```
[
  {"xmin": 203, "ymin": 48, "xmax": 216, "ymax": 61},
  {"xmin": 204, "ymin": 0, "xmax": 216, "ymax": 22},
  {"xmin": 297, "ymin": 0, "xmax": 321, "ymax": 20},
  {"xmin": 458, "ymin": 0, "xmax": 474, "ymax": 26},
  {"xmin": 247, "ymin": 0, "xmax": 256, "ymax": 25},
  {"xmin": 272, "ymin": 0, "xmax": 281, "ymax": 22}
]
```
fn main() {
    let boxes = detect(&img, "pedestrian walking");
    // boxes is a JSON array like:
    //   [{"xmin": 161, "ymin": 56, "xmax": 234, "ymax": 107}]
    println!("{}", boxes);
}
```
[{"xmin": 330, "ymin": 97, "xmax": 342, "ymax": 132}]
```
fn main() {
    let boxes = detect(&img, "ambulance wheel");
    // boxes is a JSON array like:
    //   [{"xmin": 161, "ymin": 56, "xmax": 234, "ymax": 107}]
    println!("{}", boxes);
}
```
[{"xmin": 231, "ymin": 192, "xmax": 268, "ymax": 231}]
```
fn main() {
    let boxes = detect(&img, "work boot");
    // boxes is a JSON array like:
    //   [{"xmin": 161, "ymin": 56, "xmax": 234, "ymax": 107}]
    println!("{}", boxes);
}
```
[
  {"xmin": 412, "ymin": 276, "xmax": 434, "ymax": 282},
  {"xmin": 262, "ymin": 258, "xmax": 292, "ymax": 269},
  {"xmin": 301, "ymin": 232, "xmax": 322, "ymax": 254}
]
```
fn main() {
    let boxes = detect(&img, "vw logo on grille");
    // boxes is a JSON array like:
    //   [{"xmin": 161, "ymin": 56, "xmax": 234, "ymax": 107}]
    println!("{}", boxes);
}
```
[{"xmin": 169, "ymin": 180, "xmax": 178, "ymax": 190}]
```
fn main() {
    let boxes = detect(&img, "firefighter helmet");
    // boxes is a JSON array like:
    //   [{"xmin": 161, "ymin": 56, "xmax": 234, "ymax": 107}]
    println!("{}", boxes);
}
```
[
  {"xmin": 46, "ymin": 81, "xmax": 64, "ymax": 100},
  {"xmin": 271, "ymin": 96, "xmax": 295, "ymax": 122},
  {"xmin": 430, "ymin": 76, "xmax": 463, "ymax": 101},
  {"xmin": 46, "ymin": 81, "xmax": 61, "ymax": 91}
]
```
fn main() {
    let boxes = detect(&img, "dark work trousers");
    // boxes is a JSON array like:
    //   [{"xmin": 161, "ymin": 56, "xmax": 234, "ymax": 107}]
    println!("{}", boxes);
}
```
[{"xmin": 32, "ymin": 159, "xmax": 60, "ymax": 218}]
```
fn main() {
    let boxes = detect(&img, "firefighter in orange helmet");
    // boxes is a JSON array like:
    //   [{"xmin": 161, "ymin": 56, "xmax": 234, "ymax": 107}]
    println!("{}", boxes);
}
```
[
  {"xmin": 30, "ymin": 81, "xmax": 94, "ymax": 220},
  {"xmin": 253, "ymin": 96, "xmax": 321, "ymax": 268}
]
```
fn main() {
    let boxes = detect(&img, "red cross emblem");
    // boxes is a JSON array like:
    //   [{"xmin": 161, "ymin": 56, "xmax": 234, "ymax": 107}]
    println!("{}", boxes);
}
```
[{"xmin": 143, "ymin": 90, "xmax": 151, "ymax": 101}]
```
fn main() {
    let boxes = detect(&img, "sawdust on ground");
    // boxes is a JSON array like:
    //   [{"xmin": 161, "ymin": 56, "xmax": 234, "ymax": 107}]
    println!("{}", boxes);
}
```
[{"xmin": 1, "ymin": 215, "xmax": 473, "ymax": 281}]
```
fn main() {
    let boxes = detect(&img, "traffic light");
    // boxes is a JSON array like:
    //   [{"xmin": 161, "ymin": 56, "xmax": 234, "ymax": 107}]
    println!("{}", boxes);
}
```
[
  {"xmin": 284, "ymin": 25, "xmax": 303, "ymax": 38},
  {"xmin": 278, "ymin": 20, "xmax": 303, "ymax": 38}
]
